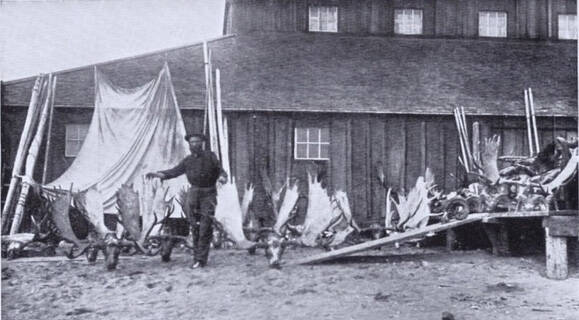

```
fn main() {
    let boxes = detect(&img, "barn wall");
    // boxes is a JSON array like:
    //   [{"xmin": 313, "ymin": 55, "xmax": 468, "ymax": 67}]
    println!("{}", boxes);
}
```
[
  {"xmin": 228, "ymin": 0, "xmax": 577, "ymax": 40},
  {"xmin": 2, "ymin": 107, "xmax": 577, "ymax": 225}
]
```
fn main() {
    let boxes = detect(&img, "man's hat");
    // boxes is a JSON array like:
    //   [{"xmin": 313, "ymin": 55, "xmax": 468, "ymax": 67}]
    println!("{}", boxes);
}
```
[{"xmin": 185, "ymin": 133, "xmax": 206, "ymax": 141}]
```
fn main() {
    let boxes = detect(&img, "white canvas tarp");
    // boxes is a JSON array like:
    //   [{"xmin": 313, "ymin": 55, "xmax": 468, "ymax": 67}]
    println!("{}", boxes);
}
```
[{"xmin": 46, "ymin": 63, "xmax": 189, "ymax": 215}]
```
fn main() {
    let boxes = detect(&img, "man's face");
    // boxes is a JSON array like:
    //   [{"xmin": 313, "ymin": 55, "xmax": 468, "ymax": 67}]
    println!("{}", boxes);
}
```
[{"xmin": 188, "ymin": 137, "xmax": 204, "ymax": 153}]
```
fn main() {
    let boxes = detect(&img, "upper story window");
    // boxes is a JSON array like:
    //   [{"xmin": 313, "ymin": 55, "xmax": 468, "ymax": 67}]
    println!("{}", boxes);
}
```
[
  {"xmin": 479, "ymin": 11, "xmax": 507, "ymax": 38},
  {"xmin": 558, "ymin": 14, "xmax": 577, "ymax": 40},
  {"xmin": 394, "ymin": 9, "xmax": 423, "ymax": 35},
  {"xmin": 65, "ymin": 124, "xmax": 89, "ymax": 157},
  {"xmin": 294, "ymin": 127, "xmax": 330, "ymax": 160},
  {"xmin": 309, "ymin": 6, "xmax": 338, "ymax": 32}
]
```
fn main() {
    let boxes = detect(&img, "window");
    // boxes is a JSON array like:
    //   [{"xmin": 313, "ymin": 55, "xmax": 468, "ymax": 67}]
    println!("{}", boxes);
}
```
[
  {"xmin": 394, "ymin": 9, "xmax": 423, "ymax": 35},
  {"xmin": 478, "ymin": 11, "xmax": 507, "ymax": 38},
  {"xmin": 558, "ymin": 14, "xmax": 577, "ymax": 40},
  {"xmin": 65, "ymin": 124, "xmax": 89, "ymax": 157},
  {"xmin": 294, "ymin": 127, "xmax": 330, "ymax": 160},
  {"xmin": 309, "ymin": 6, "xmax": 338, "ymax": 32}
]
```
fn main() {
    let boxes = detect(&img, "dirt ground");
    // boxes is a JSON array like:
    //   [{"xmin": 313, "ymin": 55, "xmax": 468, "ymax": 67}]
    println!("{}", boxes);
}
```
[{"xmin": 2, "ymin": 245, "xmax": 578, "ymax": 320}]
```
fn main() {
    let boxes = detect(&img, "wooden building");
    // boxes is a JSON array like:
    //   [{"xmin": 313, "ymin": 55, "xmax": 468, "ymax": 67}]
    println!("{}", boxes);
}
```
[{"xmin": 1, "ymin": 0, "xmax": 577, "ymax": 226}]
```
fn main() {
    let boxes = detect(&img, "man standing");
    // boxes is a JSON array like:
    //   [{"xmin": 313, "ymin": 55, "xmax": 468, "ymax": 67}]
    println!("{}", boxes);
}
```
[{"xmin": 146, "ymin": 133, "xmax": 225, "ymax": 269}]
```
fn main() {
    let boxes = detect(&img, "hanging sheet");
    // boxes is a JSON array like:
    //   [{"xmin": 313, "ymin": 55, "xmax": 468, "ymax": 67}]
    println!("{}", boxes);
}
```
[{"xmin": 46, "ymin": 63, "xmax": 189, "ymax": 216}]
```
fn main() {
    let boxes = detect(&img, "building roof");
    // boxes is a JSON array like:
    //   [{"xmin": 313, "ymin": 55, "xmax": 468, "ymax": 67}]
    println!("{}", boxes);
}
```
[{"xmin": 2, "ymin": 33, "xmax": 577, "ymax": 117}]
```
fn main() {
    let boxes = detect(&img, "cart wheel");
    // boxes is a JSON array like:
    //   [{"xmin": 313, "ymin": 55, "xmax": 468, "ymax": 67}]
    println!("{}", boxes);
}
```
[
  {"xmin": 466, "ymin": 196, "xmax": 483, "ymax": 213},
  {"xmin": 446, "ymin": 198, "xmax": 470, "ymax": 220}
]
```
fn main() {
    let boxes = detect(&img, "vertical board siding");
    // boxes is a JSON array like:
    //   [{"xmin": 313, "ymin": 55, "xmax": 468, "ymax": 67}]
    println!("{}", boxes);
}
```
[
  {"xmin": 405, "ymin": 118, "xmax": 425, "ymax": 190},
  {"xmin": 228, "ymin": 0, "xmax": 573, "ymax": 39},
  {"xmin": 350, "ymin": 117, "xmax": 370, "ymax": 220},
  {"xmin": 384, "ymin": 116, "xmax": 406, "ymax": 192},
  {"xmin": 369, "ymin": 117, "xmax": 386, "ymax": 221},
  {"xmin": 3, "ymin": 105, "xmax": 577, "ymax": 225},
  {"xmin": 426, "ymin": 119, "xmax": 446, "ymax": 190}
]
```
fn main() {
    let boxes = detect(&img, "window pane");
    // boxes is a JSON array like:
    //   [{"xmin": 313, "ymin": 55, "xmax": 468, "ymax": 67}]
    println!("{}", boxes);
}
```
[
  {"xmin": 559, "ymin": 14, "xmax": 578, "ymax": 40},
  {"xmin": 68, "ymin": 141, "xmax": 81, "ymax": 157},
  {"xmin": 395, "ymin": 9, "xmax": 423, "ymax": 35},
  {"xmin": 320, "ymin": 128, "xmax": 329, "ymax": 143},
  {"xmin": 307, "ymin": 144, "xmax": 320, "ymax": 159},
  {"xmin": 308, "ymin": 129, "xmax": 320, "ymax": 143},
  {"xmin": 296, "ymin": 128, "xmax": 307, "ymax": 142},
  {"xmin": 479, "ymin": 11, "xmax": 507, "ymax": 37},
  {"xmin": 320, "ymin": 144, "xmax": 330, "ymax": 159},
  {"xmin": 296, "ymin": 143, "xmax": 308, "ymax": 159}
]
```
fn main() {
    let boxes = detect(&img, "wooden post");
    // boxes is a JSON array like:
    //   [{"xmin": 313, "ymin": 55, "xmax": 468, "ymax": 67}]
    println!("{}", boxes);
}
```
[
  {"xmin": 446, "ymin": 229, "xmax": 457, "ymax": 251},
  {"xmin": 528, "ymin": 88, "xmax": 540, "ymax": 152},
  {"xmin": 545, "ymin": 228, "xmax": 568, "ymax": 280},
  {"xmin": 524, "ymin": 90, "xmax": 535, "ymax": 156},
  {"xmin": 472, "ymin": 122, "xmax": 480, "ymax": 165},
  {"xmin": 1, "ymin": 76, "xmax": 44, "ymax": 233},
  {"xmin": 42, "ymin": 76, "xmax": 57, "ymax": 184},
  {"xmin": 10, "ymin": 75, "xmax": 55, "ymax": 235}
]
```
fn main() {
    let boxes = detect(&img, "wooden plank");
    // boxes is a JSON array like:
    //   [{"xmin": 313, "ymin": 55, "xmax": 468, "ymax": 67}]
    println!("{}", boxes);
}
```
[
  {"xmin": 384, "ymin": 117, "xmax": 406, "ymax": 190},
  {"xmin": 405, "ymin": 118, "xmax": 424, "ymax": 190},
  {"xmin": 482, "ymin": 210, "xmax": 577, "ymax": 220},
  {"xmin": 330, "ymin": 118, "xmax": 349, "ymax": 192},
  {"xmin": 545, "ymin": 233, "xmax": 568, "ymax": 279},
  {"xmin": 351, "ymin": 117, "xmax": 369, "ymax": 220},
  {"xmin": 370, "ymin": 117, "xmax": 385, "ymax": 221},
  {"xmin": 290, "ymin": 213, "xmax": 487, "ymax": 265},
  {"xmin": 443, "ymin": 118, "xmax": 459, "ymax": 192},
  {"xmin": 426, "ymin": 120, "xmax": 445, "ymax": 189},
  {"xmin": 543, "ymin": 216, "xmax": 579, "ymax": 237}
]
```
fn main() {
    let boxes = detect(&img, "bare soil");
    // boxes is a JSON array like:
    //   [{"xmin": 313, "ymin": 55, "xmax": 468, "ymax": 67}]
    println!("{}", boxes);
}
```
[{"xmin": 2, "ymin": 246, "xmax": 578, "ymax": 320}]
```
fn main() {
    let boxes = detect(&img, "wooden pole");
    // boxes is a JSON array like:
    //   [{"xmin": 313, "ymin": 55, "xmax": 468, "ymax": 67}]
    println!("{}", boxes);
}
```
[
  {"xmin": 215, "ymin": 69, "xmax": 230, "ymax": 177},
  {"xmin": 1, "ymin": 76, "xmax": 44, "ymax": 233},
  {"xmin": 42, "ymin": 76, "xmax": 57, "ymax": 184},
  {"xmin": 203, "ymin": 43, "xmax": 219, "ymax": 156},
  {"xmin": 472, "ymin": 121, "xmax": 480, "ymax": 166},
  {"xmin": 528, "ymin": 88, "xmax": 541, "ymax": 153},
  {"xmin": 10, "ymin": 75, "xmax": 55, "ymax": 235},
  {"xmin": 454, "ymin": 108, "xmax": 470, "ymax": 172},
  {"xmin": 524, "ymin": 90, "xmax": 535, "ymax": 156},
  {"xmin": 459, "ymin": 107, "xmax": 473, "ymax": 169}
]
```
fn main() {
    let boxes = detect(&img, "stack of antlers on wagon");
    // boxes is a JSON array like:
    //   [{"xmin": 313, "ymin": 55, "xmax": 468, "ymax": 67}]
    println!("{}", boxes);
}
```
[{"xmin": 2, "ymin": 44, "xmax": 577, "ymax": 272}]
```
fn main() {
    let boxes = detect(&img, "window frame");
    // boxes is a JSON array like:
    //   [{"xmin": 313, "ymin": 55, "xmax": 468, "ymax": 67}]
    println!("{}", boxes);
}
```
[
  {"xmin": 394, "ymin": 8, "xmax": 424, "ymax": 35},
  {"xmin": 308, "ymin": 5, "xmax": 338, "ymax": 33},
  {"xmin": 64, "ymin": 124, "xmax": 89, "ymax": 157},
  {"xmin": 478, "ymin": 11, "xmax": 508, "ymax": 38},
  {"xmin": 558, "ymin": 14, "xmax": 577, "ymax": 40},
  {"xmin": 294, "ymin": 127, "xmax": 330, "ymax": 161}
]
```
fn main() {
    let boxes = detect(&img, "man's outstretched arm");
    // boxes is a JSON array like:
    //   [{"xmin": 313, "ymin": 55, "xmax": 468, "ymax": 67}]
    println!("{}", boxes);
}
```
[{"xmin": 146, "ymin": 159, "xmax": 186, "ymax": 180}]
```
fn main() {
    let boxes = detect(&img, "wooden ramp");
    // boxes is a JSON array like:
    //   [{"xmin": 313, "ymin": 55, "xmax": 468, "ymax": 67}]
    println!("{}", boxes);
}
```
[{"xmin": 289, "ymin": 213, "xmax": 488, "ymax": 265}]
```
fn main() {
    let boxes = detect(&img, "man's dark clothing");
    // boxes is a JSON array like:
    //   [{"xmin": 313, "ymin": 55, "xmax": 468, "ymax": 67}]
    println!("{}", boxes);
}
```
[
  {"xmin": 159, "ymin": 150, "xmax": 223, "ymax": 265},
  {"xmin": 160, "ymin": 150, "xmax": 222, "ymax": 187}
]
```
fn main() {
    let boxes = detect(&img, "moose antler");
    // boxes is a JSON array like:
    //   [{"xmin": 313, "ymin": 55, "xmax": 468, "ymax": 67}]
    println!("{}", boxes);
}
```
[{"xmin": 49, "ymin": 188, "xmax": 91, "ymax": 258}]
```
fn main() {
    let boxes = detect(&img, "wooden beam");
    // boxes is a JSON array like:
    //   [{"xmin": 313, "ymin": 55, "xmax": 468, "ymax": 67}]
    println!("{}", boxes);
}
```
[
  {"xmin": 483, "ymin": 210, "xmax": 578, "ymax": 220},
  {"xmin": 543, "ymin": 216, "xmax": 579, "ymax": 237},
  {"xmin": 289, "ymin": 213, "xmax": 487, "ymax": 265},
  {"xmin": 545, "ymin": 232, "xmax": 568, "ymax": 280}
]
